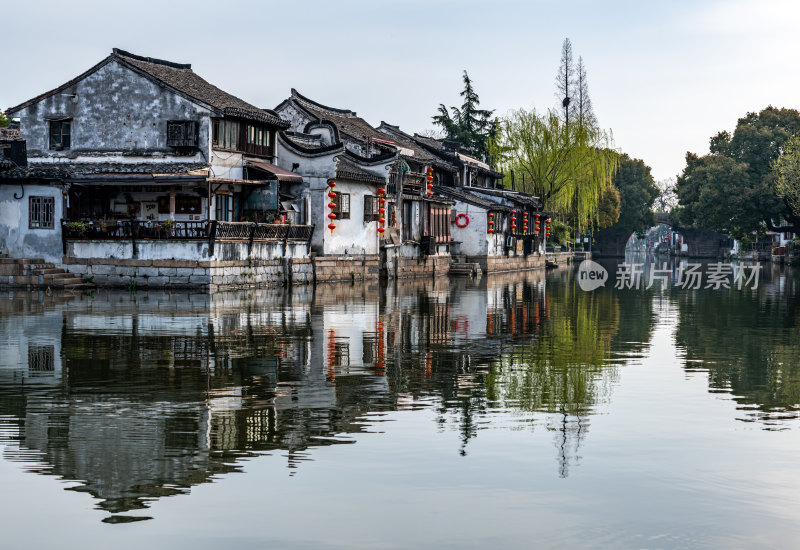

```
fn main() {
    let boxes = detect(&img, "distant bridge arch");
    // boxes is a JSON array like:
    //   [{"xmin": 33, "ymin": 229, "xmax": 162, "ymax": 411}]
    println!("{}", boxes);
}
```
[{"xmin": 593, "ymin": 213, "xmax": 731, "ymax": 258}]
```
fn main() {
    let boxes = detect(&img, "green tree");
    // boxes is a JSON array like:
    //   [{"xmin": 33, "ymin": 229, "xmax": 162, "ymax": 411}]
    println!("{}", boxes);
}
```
[
  {"xmin": 773, "ymin": 134, "xmax": 800, "ymax": 219},
  {"xmin": 596, "ymin": 184, "xmax": 621, "ymax": 228},
  {"xmin": 677, "ymin": 106, "xmax": 800, "ymax": 236},
  {"xmin": 596, "ymin": 154, "xmax": 658, "ymax": 238},
  {"xmin": 432, "ymin": 70, "xmax": 495, "ymax": 157},
  {"xmin": 502, "ymin": 108, "xmax": 618, "ymax": 223},
  {"xmin": 0, "ymin": 112, "xmax": 10, "ymax": 128},
  {"xmin": 676, "ymin": 153, "xmax": 754, "ymax": 238}
]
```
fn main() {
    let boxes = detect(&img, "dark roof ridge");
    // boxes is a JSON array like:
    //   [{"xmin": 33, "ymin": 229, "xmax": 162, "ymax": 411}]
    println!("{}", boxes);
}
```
[
  {"xmin": 6, "ymin": 55, "xmax": 115, "ymax": 115},
  {"xmin": 278, "ymin": 132, "xmax": 345, "ymax": 156},
  {"xmin": 343, "ymin": 149, "xmax": 398, "ymax": 165},
  {"xmin": 112, "ymin": 48, "xmax": 191, "ymax": 70},
  {"xmin": 291, "ymin": 88, "xmax": 356, "ymax": 117}
]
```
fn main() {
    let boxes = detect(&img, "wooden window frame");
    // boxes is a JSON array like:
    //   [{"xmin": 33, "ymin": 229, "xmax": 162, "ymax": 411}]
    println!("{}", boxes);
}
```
[
  {"xmin": 333, "ymin": 192, "xmax": 350, "ymax": 220},
  {"xmin": 29, "ymin": 196, "xmax": 55, "ymax": 229},
  {"xmin": 49, "ymin": 120, "xmax": 71, "ymax": 150},
  {"xmin": 364, "ymin": 195, "xmax": 379, "ymax": 222}
]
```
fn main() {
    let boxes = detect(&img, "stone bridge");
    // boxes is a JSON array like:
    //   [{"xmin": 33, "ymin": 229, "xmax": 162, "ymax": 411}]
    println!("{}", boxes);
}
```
[{"xmin": 593, "ymin": 214, "xmax": 731, "ymax": 258}]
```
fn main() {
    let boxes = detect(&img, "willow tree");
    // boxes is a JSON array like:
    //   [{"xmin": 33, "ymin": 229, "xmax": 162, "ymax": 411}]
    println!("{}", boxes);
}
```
[
  {"xmin": 503, "ymin": 108, "xmax": 618, "ymax": 227},
  {"xmin": 773, "ymin": 134, "xmax": 800, "ymax": 219}
]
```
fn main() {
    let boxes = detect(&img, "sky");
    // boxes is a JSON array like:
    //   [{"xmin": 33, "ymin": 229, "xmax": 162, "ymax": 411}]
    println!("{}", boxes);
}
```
[{"xmin": 4, "ymin": 0, "xmax": 800, "ymax": 182}]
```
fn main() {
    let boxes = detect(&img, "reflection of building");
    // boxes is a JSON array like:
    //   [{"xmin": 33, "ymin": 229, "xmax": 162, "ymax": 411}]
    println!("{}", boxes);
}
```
[{"xmin": 0, "ymin": 268, "xmax": 627, "ymax": 523}]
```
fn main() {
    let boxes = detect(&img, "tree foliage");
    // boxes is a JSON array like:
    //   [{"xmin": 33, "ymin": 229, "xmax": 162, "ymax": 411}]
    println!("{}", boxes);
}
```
[
  {"xmin": 0, "ymin": 112, "xmax": 9, "ymax": 128},
  {"xmin": 502, "ymin": 108, "xmax": 618, "ymax": 226},
  {"xmin": 773, "ymin": 135, "xmax": 800, "ymax": 219},
  {"xmin": 432, "ymin": 70, "xmax": 495, "ymax": 157},
  {"xmin": 596, "ymin": 184, "xmax": 621, "ymax": 228},
  {"xmin": 677, "ymin": 106, "xmax": 800, "ymax": 236},
  {"xmin": 600, "ymin": 154, "xmax": 659, "ymax": 237}
]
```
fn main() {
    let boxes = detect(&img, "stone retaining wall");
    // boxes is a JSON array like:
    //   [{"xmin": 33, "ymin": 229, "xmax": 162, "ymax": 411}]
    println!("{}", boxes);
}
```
[
  {"xmin": 469, "ymin": 254, "xmax": 546, "ymax": 273},
  {"xmin": 396, "ymin": 255, "xmax": 451, "ymax": 278},
  {"xmin": 63, "ymin": 256, "xmax": 312, "ymax": 290},
  {"xmin": 312, "ymin": 255, "xmax": 380, "ymax": 283}
]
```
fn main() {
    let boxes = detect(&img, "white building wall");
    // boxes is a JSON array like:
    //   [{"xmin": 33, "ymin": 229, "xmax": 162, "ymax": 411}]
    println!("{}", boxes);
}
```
[{"xmin": 0, "ymin": 184, "xmax": 64, "ymax": 262}]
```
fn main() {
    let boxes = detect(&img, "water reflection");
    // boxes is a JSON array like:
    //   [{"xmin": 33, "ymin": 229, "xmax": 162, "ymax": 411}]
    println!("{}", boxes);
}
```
[{"xmin": 1, "ymin": 262, "xmax": 798, "ymax": 524}]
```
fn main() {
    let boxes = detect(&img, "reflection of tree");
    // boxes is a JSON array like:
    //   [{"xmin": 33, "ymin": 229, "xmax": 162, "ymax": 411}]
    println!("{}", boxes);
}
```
[
  {"xmin": 672, "ymin": 280, "xmax": 800, "ymax": 424},
  {"xmin": 486, "ymin": 281, "xmax": 621, "ymax": 476}
]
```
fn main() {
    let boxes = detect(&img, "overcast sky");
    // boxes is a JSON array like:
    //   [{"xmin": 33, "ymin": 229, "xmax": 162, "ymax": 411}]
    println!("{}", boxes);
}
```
[{"xmin": 4, "ymin": 0, "xmax": 800, "ymax": 182}]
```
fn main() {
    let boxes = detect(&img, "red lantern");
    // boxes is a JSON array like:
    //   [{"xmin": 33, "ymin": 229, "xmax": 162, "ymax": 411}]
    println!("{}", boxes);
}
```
[
  {"xmin": 379, "ymin": 217, "xmax": 385, "ymax": 224},
  {"xmin": 377, "ymin": 227, "xmax": 385, "ymax": 234},
  {"xmin": 328, "ymin": 191, "xmax": 336, "ymax": 199},
  {"xmin": 488, "ymin": 212, "xmax": 494, "ymax": 218},
  {"xmin": 380, "ymin": 198, "xmax": 386, "ymax": 205},
  {"xmin": 328, "ymin": 180, "xmax": 336, "ymax": 188},
  {"xmin": 328, "ymin": 223, "xmax": 336, "ymax": 231},
  {"xmin": 378, "ymin": 188, "xmax": 386, "ymax": 195},
  {"xmin": 379, "ymin": 208, "xmax": 385, "ymax": 214},
  {"xmin": 328, "ymin": 202, "xmax": 336, "ymax": 209},
  {"xmin": 534, "ymin": 213, "xmax": 540, "ymax": 219},
  {"xmin": 328, "ymin": 212, "xmax": 336, "ymax": 220}
]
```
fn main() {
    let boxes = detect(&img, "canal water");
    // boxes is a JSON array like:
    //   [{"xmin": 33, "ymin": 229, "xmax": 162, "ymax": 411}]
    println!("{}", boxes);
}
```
[{"xmin": 1, "ymin": 260, "xmax": 799, "ymax": 549}]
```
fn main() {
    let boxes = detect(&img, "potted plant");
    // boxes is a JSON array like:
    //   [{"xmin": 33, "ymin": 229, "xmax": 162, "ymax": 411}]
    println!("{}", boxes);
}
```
[
  {"xmin": 65, "ymin": 221, "xmax": 88, "ymax": 237},
  {"xmin": 160, "ymin": 219, "xmax": 174, "ymax": 235}
]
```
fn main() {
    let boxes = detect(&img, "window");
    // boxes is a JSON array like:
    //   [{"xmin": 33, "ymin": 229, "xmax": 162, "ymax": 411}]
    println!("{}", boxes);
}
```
[
  {"xmin": 215, "ymin": 194, "xmax": 234, "ymax": 221},
  {"xmin": 212, "ymin": 119, "xmax": 241, "ymax": 151},
  {"xmin": 364, "ymin": 195, "xmax": 379, "ymax": 222},
  {"xmin": 29, "ymin": 196, "xmax": 54, "ymax": 229},
  {"xmin": 49, "ymin": 120, "xmax": 71, "ymax": 150},
  {"xmin": 167, "ymin": 121, "xmax": 198, "ymax": 147},
  {"xmin": 428, "ymin": 205, "xmax": 451, "ymax": 243},
  {"xmin": 402, "ymin": 201, "xmax": 413, "ymax": 241},
  {"xmin": 28, "ymin": 345, "xmax": 54, "ymax": 374},
  {"xmin": 332, "ymin": 192, "xmax": 350, "ymax": 220}
]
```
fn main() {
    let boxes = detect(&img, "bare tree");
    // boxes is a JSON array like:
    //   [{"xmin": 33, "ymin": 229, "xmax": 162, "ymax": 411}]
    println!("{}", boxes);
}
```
[
  {"xmin": 654, "ymin": 177, "xmax": 677, "ymax": 213},
  {"xmin": 555, "ymin": 38, "xmax": 576, "ymax": 127},
  {"xmin": 575, "ymin": 57, "xmax": 597, "ymax": 128}
]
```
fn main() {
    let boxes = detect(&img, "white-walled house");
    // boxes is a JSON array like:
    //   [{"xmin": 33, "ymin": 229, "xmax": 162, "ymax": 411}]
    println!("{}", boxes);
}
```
[
  {"xmin": 275, "ymin": 90, "xmax": 453, "ymax": 279},
  {"xmin": 2, "ymin": 49, "xmax": 312, "ymax": 290}
]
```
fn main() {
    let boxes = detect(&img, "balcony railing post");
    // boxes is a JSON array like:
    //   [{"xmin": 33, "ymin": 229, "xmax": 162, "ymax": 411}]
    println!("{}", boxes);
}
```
[{"xmin": 209, "ymin": 220, "xmax": 217, "ymax": 257}]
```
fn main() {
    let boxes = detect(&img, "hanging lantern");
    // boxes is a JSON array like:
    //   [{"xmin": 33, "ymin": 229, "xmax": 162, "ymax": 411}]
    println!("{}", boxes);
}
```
[
  {"xmin": 379, "ymin": 207, "xmax": 385, "ymax": 214},
  {"xmin": 534, "ymin": 213, "xmax": 540, "ymax": 220},
  {"xmin": 378, "ymin": 227, "xmax": 385, "ymax": 234},
  {"xmin": 378, "ymin": 188, "xmax": 386, "ymax": 195},
  {"xmin": 380, "ymin": 197, "xmax": 386, "ymax": 205},
  {"xmin": 327, "ymin": 180, "xmax": 337, "ymax": 235},
  {"xmin": 426, "ymin": 167, "xmax": 434, "ymax": 195}
]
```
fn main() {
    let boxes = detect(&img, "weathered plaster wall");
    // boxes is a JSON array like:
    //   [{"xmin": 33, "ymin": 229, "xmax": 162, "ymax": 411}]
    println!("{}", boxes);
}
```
[
  {"xmin": 0, "ymin": 184, "xmax": 64, "ymax": 263},
  {"xmin": 16, "ymin": 60, "xmax": 210, "ymax": 163},
  {"xmin": 449, "ymin": 199, "xmax": 490, "ymax": 257}
]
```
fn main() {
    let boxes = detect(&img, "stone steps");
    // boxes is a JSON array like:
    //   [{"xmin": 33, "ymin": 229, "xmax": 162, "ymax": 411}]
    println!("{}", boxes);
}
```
[{"xmin": 0, "ymin": 258, "xmax": 94, "ymax": 291}]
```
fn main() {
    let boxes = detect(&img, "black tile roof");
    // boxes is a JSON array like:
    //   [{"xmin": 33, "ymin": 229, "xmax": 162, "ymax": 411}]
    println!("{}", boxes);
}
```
[
  {"xmin": 0, "ymin": 162, "xmax": 208, "ymax": 180},
  {"xmin": 290, "ymin": 89, "xmax": 391, "ymax": 148},
  {"xmin": 115, "ymin": 50, "xmax": 288, "ymax": 128},
  {"xmin": 434, "ymin": 186, "xmax": 512, "ymax": 212},
  {"xmin": 335, "ymin": 158, "xmax": 386, "ymax": 185},
  {"xmin": 377, "ymin": 122, "xmax": 457, "ymax": 173},
  {"xmin": 7, "ymin": 49, "xmax": 288, "ymax": 129}
]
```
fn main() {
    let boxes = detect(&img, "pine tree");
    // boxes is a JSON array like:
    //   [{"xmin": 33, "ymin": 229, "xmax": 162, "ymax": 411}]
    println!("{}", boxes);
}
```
[{"xmin": 432, "ymin": 70, "xmax": 495, "ymax": 156}]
